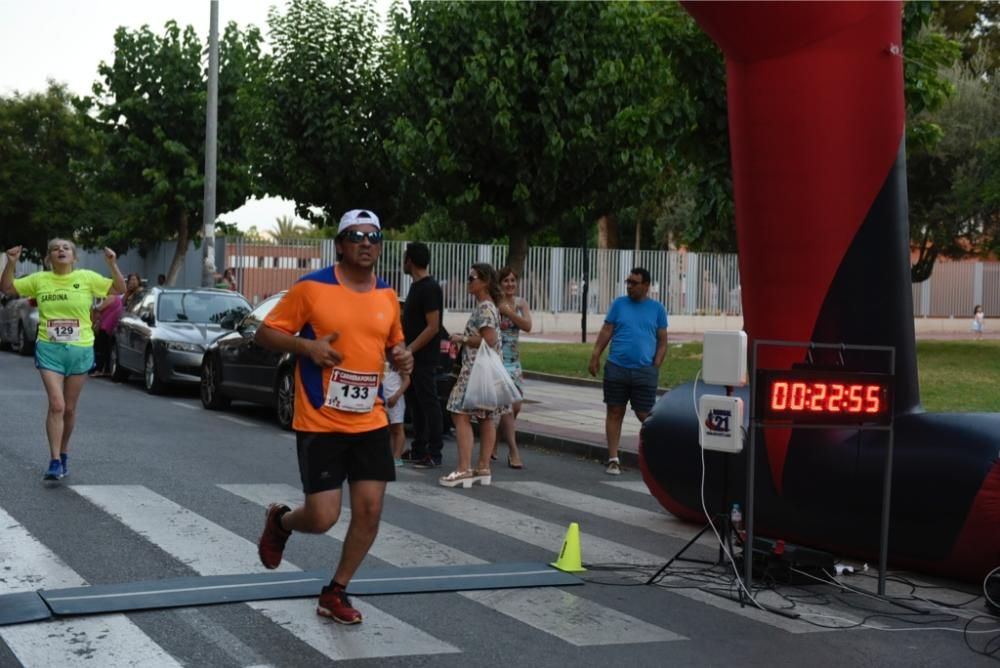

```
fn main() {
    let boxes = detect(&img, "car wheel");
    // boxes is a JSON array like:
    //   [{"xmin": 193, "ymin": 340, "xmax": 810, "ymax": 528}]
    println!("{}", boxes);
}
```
[
  {"xmin": 275, "ymin": 366, "xmax": 295, "ymax": 431},
  {"xmin": 110, "ymin": 342, "xmax": 129, "ymax": 382},
  {"xmin": 144, "ymin": 349, "xmax": 165, "ymax": 395},
  {"xmin": 200, "ymin": 356, "xmax": 230, "ymax": 410},
  {"xmin": 15, "ymin": 322, "xmax": 33, "ymax": 356}
]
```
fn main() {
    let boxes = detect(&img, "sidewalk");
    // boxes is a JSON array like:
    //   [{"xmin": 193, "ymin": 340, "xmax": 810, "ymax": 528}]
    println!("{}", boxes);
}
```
[{"xmin": 511, "ymin": 375, "xmax": 643, "ymax": 467}]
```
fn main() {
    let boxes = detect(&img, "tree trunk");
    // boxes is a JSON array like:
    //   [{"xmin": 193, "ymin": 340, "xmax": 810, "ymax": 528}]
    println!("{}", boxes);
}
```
[
  {"xmin": 596, "ymin": 214, "xmax": 619, "ymax": 311},
  {"xmin": 506, "ymin": 228, "xmax": 529, "ymax": 278},
  {"xmin": 910, "ymin": 232, "xmax": 938, "ymax": 283},
  {"xmin": 166, "ymin": 211, "xmax": 190, "ymax": 286},
  {"xmin": 635, "ymin": 218, "xmax": 641, "ymax": 252},
  {"xmin": 597, "ymin": 214, "xmax": 618, "ymax": 249}
]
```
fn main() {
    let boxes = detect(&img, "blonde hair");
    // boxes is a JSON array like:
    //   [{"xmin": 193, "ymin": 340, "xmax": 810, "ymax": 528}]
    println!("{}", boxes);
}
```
[{"xmin": 44, "ymin": 238, "xmax": 77, "ymax": 269}]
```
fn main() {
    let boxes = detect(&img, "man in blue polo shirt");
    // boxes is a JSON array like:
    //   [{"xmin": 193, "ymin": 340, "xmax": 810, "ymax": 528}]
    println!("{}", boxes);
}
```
[{"xmin": 588, "ymin": 267, "xmax": 668, "ymax": 475}]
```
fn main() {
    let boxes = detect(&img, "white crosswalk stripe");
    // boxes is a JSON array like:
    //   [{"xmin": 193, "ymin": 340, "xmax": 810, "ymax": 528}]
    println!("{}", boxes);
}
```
[
  {"xmin": 385, "ymin": 482, "xmax": 858, "ymax": 633},
  {"xmin": 70, "ymin": 485, "xmax": 459, "ymax": 661},
  {"xmin": 494, "ymin": 481, "xmax": 713, "ymax": 546},
  {"xmin": 602, "ymin": 480, "xmax": 652, "ymax": 495},
  {"xmin": 221, "ymin": 483, "xmax": 683, "ymax": 646},
  {"xmin": 0, "ymin": 507, "xmax": 181, "ymax": 668}
]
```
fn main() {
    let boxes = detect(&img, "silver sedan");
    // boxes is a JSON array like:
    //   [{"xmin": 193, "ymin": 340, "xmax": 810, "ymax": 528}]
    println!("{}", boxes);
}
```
[{"xmin": 110, "ymin": 287, "xmax": 251, "ymax": 394}]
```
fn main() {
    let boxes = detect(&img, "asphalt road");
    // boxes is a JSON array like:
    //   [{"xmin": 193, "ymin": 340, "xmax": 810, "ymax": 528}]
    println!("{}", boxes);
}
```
[{"xmin": 0, "ymin": 351, "xmax": 995, "ymax": 667}]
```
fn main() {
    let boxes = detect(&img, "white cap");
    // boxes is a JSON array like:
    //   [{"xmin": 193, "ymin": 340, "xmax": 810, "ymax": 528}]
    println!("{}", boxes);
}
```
[{"xmin": 337, "ymin": 209, "xmax": 381, "ymax": 234}]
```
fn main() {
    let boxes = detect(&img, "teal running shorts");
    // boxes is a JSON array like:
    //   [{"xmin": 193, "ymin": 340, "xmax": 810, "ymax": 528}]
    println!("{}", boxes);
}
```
[{"xmin": 34, "ymin": 340, "xmax": 95, "ymax": 377}]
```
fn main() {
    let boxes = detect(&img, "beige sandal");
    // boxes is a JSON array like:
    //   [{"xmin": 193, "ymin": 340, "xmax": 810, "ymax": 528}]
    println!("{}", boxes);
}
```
[
  {"xmin": 439, "ymin": 470, "xmax": 476, "ymax": 489},
  {"xmin": 473, "ymin": 468, "xmax": 492, "ymax": 486}
]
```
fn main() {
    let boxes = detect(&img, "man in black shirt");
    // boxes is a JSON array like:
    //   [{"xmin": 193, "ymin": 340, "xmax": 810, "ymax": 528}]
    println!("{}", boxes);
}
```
[{"xmin": 402, "ymin": 242, "xmax": 445, "ymax": 467}]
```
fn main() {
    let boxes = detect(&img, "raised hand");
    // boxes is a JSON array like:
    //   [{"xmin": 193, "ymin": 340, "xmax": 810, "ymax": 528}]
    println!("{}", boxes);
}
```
[
  {"xmin": 305, "ymin": 332, "xmax": 343, "ymax": 368},
  {"xmin": 4, "ymin": 246, "xmax": 22, "ymax": 262},
  {"xmin": 103, "ymin": 247, "xmax": 117, "ymax": 263}
]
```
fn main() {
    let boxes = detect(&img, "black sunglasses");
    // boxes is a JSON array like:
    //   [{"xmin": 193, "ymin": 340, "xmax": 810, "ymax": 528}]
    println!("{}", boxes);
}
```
[
  {"xmin": 339, "ymin": 230, "xmax": 383, "ymax": 244},
  {"xmin": 625, "ymin": 279, "xmax": 645, "ymax": 286}
]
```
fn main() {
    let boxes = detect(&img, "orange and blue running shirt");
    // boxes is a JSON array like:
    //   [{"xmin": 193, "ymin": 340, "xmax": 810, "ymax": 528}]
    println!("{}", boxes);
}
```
[{"xmin": 263, "ymin": 265, "xmax": 403, "ymax": 434}]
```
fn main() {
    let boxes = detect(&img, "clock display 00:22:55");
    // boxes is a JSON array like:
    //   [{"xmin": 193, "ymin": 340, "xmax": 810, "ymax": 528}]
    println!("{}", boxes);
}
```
[
  {"xmin": 754, "ymin": 369, "xmax": 893, "ymax": 424},
  {"xmin": 769, "ymin": 380, "xmax": 882, "ymax": 414}
]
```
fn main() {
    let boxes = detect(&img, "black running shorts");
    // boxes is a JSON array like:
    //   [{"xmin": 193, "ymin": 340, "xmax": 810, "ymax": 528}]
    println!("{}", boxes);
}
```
[{"xmin": 296, "ymin": 427, "xmax": 395, "ymax": 494}]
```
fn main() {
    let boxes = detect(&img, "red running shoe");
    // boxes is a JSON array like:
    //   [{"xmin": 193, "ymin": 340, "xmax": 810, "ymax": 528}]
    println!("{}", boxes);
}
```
[
  {"xmin": 258, "ymin": 503, "xmax": 291, "ymax": 569},
  {"xmin": 317, "ymin": 583, "xmax": 363, "ymax": 624}
]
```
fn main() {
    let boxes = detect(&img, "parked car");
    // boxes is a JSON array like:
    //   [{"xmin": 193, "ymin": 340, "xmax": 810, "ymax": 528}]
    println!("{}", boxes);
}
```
[
  {"xmin": 199, "ymin": 294, "xmax": 457, "ymax": 431},
  {"xmin": 199, "ymin": 292, "xmax": 297, "ymax": 429},
  {"xmin": 110, "ymin": 287, "xmax": 251, "ymax": 394},
  {"xmin": 0, "ymin": 294, "xmax": 38, "ymax": 355}
]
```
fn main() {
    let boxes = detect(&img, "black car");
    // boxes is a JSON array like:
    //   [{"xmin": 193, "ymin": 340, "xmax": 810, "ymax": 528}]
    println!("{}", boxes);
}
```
[
  {"xmin": 200, "ymin": 293, "xmax": 456, "ymax": 431},
  {"xmin": 111, "ymin": 287, "xmax": 251, "ymax": 394},
  {"xmin": 200, "ymin": 292, "xmax": 297, "ymax": 429}
]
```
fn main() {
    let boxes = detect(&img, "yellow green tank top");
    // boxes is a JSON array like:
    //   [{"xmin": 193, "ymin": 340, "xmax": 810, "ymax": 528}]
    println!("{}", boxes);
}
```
[{"xmin": 12, "ymin": 269, "xmax": 113, "ymax": 347}]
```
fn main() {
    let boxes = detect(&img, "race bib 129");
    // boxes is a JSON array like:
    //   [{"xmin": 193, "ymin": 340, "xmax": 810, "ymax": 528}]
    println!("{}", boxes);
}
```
[{"xmin": 47, "ymin": 319, "xmax": 81, "ymax": 342}]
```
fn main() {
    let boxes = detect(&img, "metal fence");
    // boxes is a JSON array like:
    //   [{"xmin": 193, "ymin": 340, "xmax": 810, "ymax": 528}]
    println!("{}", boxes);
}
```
[
  {"xmin": 4, "ymin": 238, "xmax": 998, "ymax": 318},
  {"xmin": 909, "ymin": 259, "xmax": 1000, "ymax": 319},
  {"xmin": 224, "ymin": 238, "xmax": 743, "ymax": 315}
]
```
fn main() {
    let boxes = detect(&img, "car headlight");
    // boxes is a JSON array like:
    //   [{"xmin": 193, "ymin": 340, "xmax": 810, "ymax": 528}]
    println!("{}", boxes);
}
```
[{"xmin": 164, "ymin": 341, "xmax": 205, "ymax": 353}]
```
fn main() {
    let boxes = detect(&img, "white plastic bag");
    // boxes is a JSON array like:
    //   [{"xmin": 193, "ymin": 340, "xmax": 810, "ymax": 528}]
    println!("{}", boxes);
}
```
[{"xmin": 462, "ymin": 343, "xmax": 522, "ymax": 411}]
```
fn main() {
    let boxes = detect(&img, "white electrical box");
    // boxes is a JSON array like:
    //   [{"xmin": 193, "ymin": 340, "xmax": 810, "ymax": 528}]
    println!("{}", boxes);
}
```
[
  {"xmin": 699, "ymin": 394, "xmax": 744, "ymax": 453},
  {"xmin": 702, "ymin": 330, "xmax": 748, "ymax": 386}
]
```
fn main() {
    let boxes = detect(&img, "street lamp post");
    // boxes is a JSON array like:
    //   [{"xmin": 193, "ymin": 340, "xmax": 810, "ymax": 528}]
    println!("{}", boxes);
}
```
[{"xmin": 201, "ymin": 0, "xmax": 220, "ymax": 287}]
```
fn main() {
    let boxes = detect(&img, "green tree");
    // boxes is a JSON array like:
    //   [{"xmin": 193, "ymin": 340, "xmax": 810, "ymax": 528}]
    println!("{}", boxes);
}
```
[
  {"xmin": 252, "ymin": 0, "xmax": 414, "ymax": 233},
  {"xmin": 653, "ymin": 9, "xmax": 731, "ymax": 251},
  {"xmin": 908, "ymin": 58, "xmax": 1000, "ymax": 279},
  {"xmin": 387, "ymin": 1, "xmax": 688, "ymax": 272},
  {"xmin": 936, "ymin": 1, "xmax": 1000, "ymax": 72},
  {"xmin": 0, "ymin": 84, "xmax": 108, "ymax": 259},
  {"xmin": 84, "ymin": 20, "xmax": 266, "ymax": 283}
]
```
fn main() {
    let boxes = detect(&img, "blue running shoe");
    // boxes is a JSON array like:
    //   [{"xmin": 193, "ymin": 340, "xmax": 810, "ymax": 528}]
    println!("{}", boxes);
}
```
[
  {"xmin": 60, "ymin": 453, "xmax": 69, "ymax": 477},
  {"xmin": 43, "ymin": 459, "xmax": 63, "ymax": 481}
]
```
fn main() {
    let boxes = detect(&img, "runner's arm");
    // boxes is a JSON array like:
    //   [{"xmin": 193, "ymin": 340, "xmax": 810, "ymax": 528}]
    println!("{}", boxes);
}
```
[
  {"xmin": 104, "ymin": 248, "xmax": 126, "ymax": 295},
  {"xmin": 388, "ymin": 343, "xmax": 414, "ymax": 375},
  {"xmin": 1, "ymin": 246, "xmax": 22, "ymax": 296},
  {"xmin": 255, "ymin": 323, "xmax": 343, "ymax": 368}
]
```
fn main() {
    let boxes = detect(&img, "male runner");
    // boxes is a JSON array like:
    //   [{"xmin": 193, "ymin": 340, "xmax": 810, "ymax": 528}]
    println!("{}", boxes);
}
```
[{"xmin": 255, "ymin": 209, "xmax": 413, "ymax": 624}]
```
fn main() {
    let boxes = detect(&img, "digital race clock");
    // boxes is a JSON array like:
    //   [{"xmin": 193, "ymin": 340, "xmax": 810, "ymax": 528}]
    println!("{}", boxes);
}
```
[{"xmin": 755, "ymin": 369, "xmax": 893, "ymax": 425}]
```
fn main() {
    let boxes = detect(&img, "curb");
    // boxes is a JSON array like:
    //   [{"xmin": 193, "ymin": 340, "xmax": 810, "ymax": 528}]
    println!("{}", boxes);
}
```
[
  {"xmin": 458, "ymin": 420, "xmax": 641, "ymax": 469},
  {"xmin": 515, "ymin": 427, "xmax": 641, "ymax": 469}
]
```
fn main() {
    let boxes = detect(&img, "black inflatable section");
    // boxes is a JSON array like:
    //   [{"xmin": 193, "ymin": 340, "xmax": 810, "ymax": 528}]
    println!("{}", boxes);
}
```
[{"xmin": 811, "ymin": 143, "xmax": 919, "ymax": 414}]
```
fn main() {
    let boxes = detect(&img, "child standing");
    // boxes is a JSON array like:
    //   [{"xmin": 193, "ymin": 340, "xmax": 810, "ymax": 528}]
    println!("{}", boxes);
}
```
[
  {"xmin": 383, "ymin": 361, "xmax": 411, "ymax": 466},
  {"xmin": 973, "ymin": 305, "xmax": 985, "ymax": 340}
]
